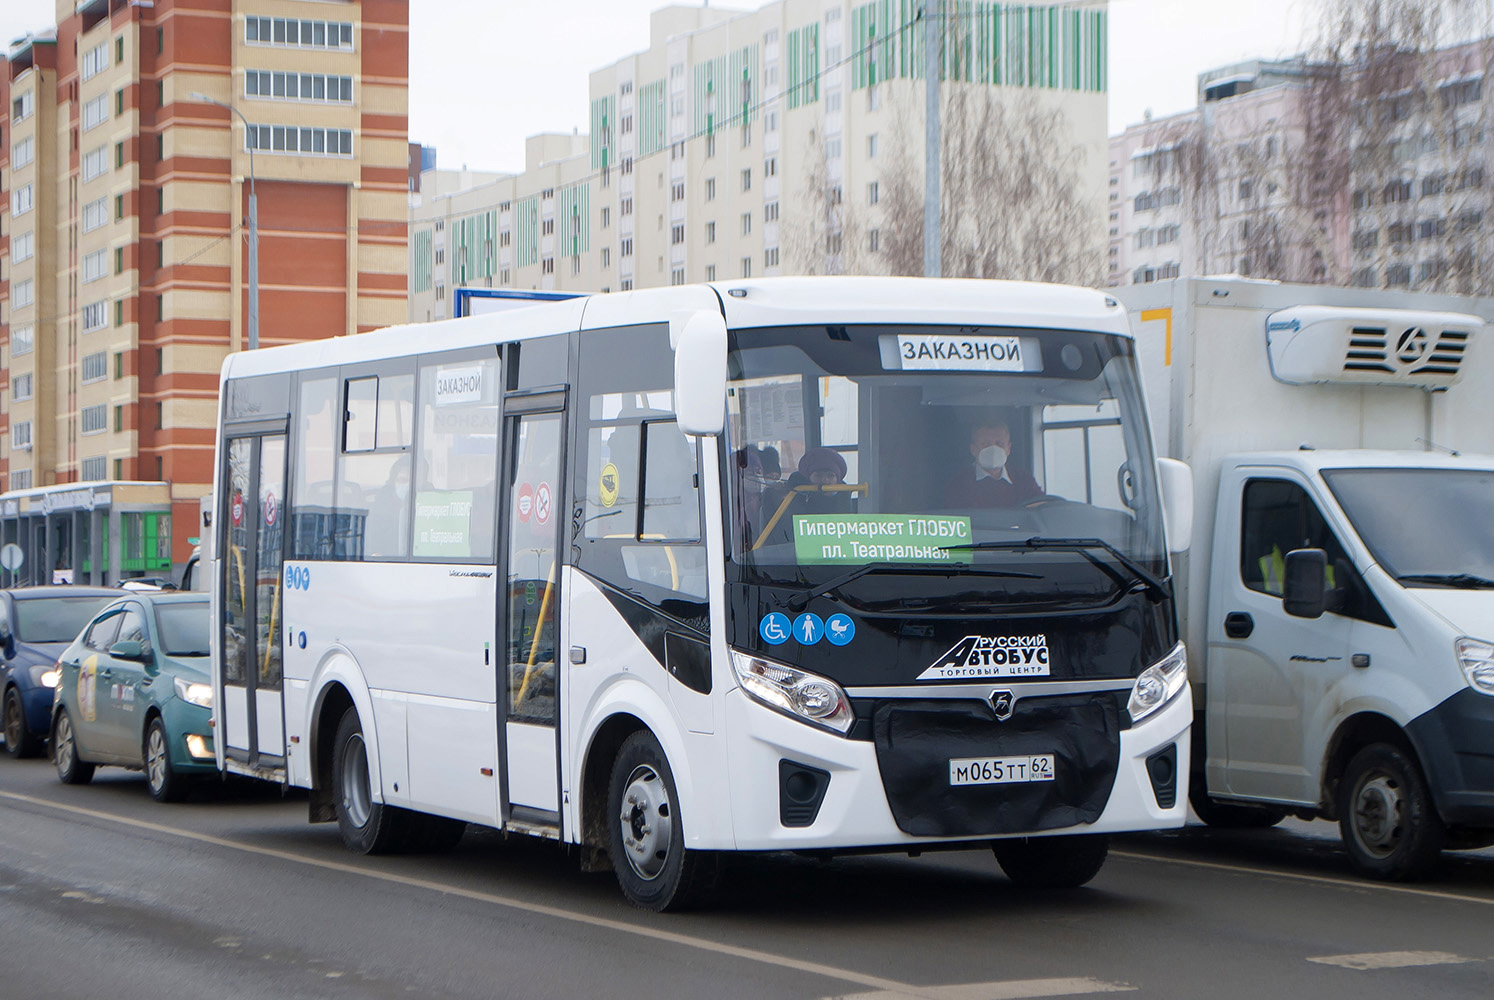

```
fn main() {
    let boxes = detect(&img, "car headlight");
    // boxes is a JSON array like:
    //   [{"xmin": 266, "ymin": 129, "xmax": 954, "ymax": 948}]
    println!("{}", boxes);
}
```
[
  {"xmin": 1128, "ymin": 642, "xmax": 1188, "ymax": 723},
  {"xmin": 173, "ymin": 677, "xmax": 214, "ymax": 708},
  {"xmin": 1456, "ymin": 637, "xmax": 1494, "ymax": 696},
  {"xmin": 729, "ymin": 649, "xmax": 855, "ymax": 734},
  {"xmin": 36, "ymin": 662, "xmax": 62, "ymax": 688}
]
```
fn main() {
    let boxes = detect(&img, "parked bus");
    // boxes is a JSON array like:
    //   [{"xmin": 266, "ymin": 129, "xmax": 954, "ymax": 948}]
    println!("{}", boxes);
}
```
[{"xmin": 210, "ymin": 278, "xmax": 1195, "ymax": 910}]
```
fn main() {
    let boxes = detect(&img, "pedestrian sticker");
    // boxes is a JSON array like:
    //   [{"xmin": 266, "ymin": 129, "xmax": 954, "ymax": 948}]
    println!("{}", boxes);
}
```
[
  {"xmin": 517, "ymin": 482, "xmax": 534, "ymax": 522},
  {"xmin": 263, "ymin": 491, "xmax": 278, "ymax": 527},
  {"xmin": 759, "ymin": 612, "xmax": 791, "ymax": 645},
  {"xmin": 793, "ymin": 613, "xmax": 825, "ymax": 645},
  {"xmin": 599, "ymin": 462, "xmax": 620, "ymax": 508},
  {"xmin": 534, "ymin": 482, "xmax": 553, "ymax": 525},
  {"xmin": 825, "ymin": 613, "xmax": 855, "ymax": 646}
]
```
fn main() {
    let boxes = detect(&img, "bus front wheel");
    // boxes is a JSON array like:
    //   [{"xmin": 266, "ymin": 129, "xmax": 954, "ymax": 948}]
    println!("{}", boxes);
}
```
[
  {"xmin": 606, "ymin": 731, "xmax": 718, "ymax": 911},
  {"xmin": 992, "ymin": 834, "xmax": 1109, "ymax": 888},
  {"xmin": 332, "ymin": 708, "xmax": 407, "ymax": 855}
]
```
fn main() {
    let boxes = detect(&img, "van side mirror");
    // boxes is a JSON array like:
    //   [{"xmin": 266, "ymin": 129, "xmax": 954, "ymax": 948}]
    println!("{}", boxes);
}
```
[
  {"xmin": 1283, "ymin": 548, "xmax": 1328, "ymax": 619},
  {"xmin": 109, "ymin": 639, "xmax": 146, "ymax": 661},
  {"xmin": 671, "ymin": 309, "xmax": 727, "ymax": 436},
  {"xmin": 1155, "ymin": 457, "xmax": 1193, "ymax": 554}
]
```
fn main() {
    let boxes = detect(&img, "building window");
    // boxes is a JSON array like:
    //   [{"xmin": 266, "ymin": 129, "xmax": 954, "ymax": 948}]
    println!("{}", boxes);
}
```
[
  {"xmin": 83, "ymin": 249, "xmax": 108, "ymax": 283},
  {"xmin": 600, "ymin": 207, "xmax": 610, "ymax": 229},
  {"xmin": 246, "ymin": 125, "xmax": 353, "ymax": 157},
  {"xmin": 12, "ymin": 422, "xmax": 33, "ymax": 450},
  {"xmin": 764, "ymin": 157, "xmax": 777, "ymax": 177},
  {"xmin": 868, "ymin": 230, "xmax": 880, "ymax": 253},
  {"xmin": 11, "ymin": 373, "xmax": 33, "ymax": 402},
  {"xmin": 827, "ymin": 137, "xmax": 842, "ymax": 159},
  {"xmin": 620, "ymin": 238, "xmax": 633, "ymax": 257},
  {"xmin": 542, "ymin": 218, "xmax": 555, "ymax": 236},
  {"xmin": 868, "ymin": 182, "xmax": 879, "ymax": 206},
  {"xmin": 705, "ymin": 221, "xmax": 716, "ymax": 244},
  {"xmin": 705, "ymin": 265, "xmax": 716, "ymax": 281},
  {"xmin": 741, "ymin": 169, "xmax": 751, "ymax": 192},
  {"xmin": 11, "ymin": 184, "xmax": 33, "ymax": 217},
  {"xmin": 114, "ymin": 460, "xmax": 123, "ymax": 481},
  {"xmin": 12, "ymin": 89, "xmax": 35, "ymax": 122},
  {"xmin": 82, "ymin": 405, "xmax": 108, "ymax": 435},
  {"xmin": 601, "ymin": 247, "xmax": 610, "ymax": 267},
  {"xmin": 81, "ymin": 457, "xmax": 106, "ymax": 481},
  {"xmin": 116, "ymin": 195, "xmax": 125, "ymax": 220},
  {"xmin": 542, "ymin": 257, "xmax": 555, "ymax": 274},
  {"xmin": 11, "ymin": 470, "xmax": 32, "ymax": 490},
  {"xmin": 671, "ymin": 267, "xmax": 686, "ymax": 286},
  {"xmin": 705, "ymin": 178, "xmax": 716, "ymax": 201},
  {"xmin": 12, "ymin": 230, "xmax": 34, "ymax": 263},
  {"xmin": 82, "ymin": 197, "xmax": 108, "ymax": 232},
  {"xmin": 12, "ymin": 327, "xmax": 34, "ymax": 357},
  {"xmin": 82, "ymin": 352, "xmax": 108, "ymax": 383},
  {"xmin": 741, "ymin": 257, "xmax": 752, "ymax": 278},
  {"xmin": 672, "ymin": 182, "xmax": 685, "ymax": 201},
  {"xmin": 83, "ymin": 301, "xmax": 108, "ymax": 332},
  {"xmin": 245, "ymin": 17, "xmax": 354, "ymax": 50},
  {"xmin": 764, "ymin": 201, "xmax": 779, "ymax": 222},
  {"xmin": 81, "ymin": 95, "xmax": 109, "ymax": 132},
  {"xmin": 671, "ymin": 224, "xmax": 685, "ymax": 245},
  {"xmin": 245, "ymin": 70, "xmax": 354, "ymax": 104},
  {"xmin": 81, "ymin": 43, "xmax": 109, "ymax": 81},
  {"xmin": 867, "ymin": 134, "xmax": 879, "ymax": 158},
  {"xmin": 12, "ymin": 135, "xmax": 34, "ymax": 169},
  {"xmin": 741, "ymin": 212, "xmax": 752, "ymax": 236},
  {"xmin": 765, "ymin": 247, "xmax": 779, "ymax": 268},
  {"xmin": 114, "ymin": 406, "xmax": 124, "ymax": 433},
  {"xmin": 705, "ymin": 134, "xmax": 716, "ymax": 158},
  {"xmin": 620, "ymin": 197, "xmax": 633, "ymax": 216},
  {"xmin": 13, "ymin": 280, "xmax": 33, "ymax": 310}
]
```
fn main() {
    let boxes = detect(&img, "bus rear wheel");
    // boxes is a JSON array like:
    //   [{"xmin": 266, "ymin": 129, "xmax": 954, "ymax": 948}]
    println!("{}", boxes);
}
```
[
  {"xmin": 606, "ymin": 731, "xmax": 717, "ymax": 912},
  {"xmin": 992, "ymin": 834, "xmax": 1109, "ymax": 888},
  {"xmin": 332, "ymin": 708, "xmax": 407, "ymax": 855}
]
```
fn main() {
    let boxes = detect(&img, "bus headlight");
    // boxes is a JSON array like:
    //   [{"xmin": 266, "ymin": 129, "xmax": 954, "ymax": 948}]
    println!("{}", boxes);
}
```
[
  {"xmin": 1128, "ymin": 642, "xmax": 1188, "ymax": 724},
  {"xmin": 1456, "ymin": 637, "xmax": 1494, "ymax": 695},
  {"xmin": 174, "ymin": 677, "xmax": 214, "ymax": 708},
  {"xmin": 729, "ymin": 649, "xmax": 855, "ymax": 735}
]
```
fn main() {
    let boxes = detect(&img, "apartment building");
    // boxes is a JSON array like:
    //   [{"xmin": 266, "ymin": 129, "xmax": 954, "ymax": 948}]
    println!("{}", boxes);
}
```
[
  {"xmin": 411, "ymin": 1, "xmax": 1111, "ymax": 320},
  {"xmin": 0, "ymin": 0, "xmax": 408, "ymax": 585}
]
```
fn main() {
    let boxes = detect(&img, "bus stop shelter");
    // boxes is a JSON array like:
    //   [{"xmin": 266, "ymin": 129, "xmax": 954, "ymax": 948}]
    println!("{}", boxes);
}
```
[{"xmin": 0, "ymin": 481, "xmax": 175, "ymax": 588}]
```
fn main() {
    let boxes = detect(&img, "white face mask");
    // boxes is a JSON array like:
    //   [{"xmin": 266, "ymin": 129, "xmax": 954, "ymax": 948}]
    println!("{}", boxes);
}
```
[
  {"xmin": 395, "ymin": 482, "xmax": 409, "ymax": 500},
  {"xmin": 977, "ymin": 445, "xmax": 1008, "ymax": 472}
]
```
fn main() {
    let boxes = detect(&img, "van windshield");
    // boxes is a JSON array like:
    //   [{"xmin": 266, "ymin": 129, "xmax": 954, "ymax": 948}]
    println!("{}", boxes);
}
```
[
  {"xmin": 1323, "ymin": 468, "xmax": 1494, "ymax": 586},
  {"xmin": 723, "ymin": 324, "xmax": 1166, "ymax": 597}
]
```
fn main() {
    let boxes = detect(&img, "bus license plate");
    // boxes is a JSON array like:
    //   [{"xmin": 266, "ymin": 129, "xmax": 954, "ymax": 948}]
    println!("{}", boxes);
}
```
[{"xmin": 949, "ymin": 754, "xmax": 1055, "ymax": 786}]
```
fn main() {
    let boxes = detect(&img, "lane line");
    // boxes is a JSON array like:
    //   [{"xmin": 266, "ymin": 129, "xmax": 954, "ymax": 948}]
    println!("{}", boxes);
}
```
[
  {"xmin": 1111, "ymin": 849, "xmax": 1494, "ymax": 907},
  {"xmin": 0, "ymin": 789, "xmax": 911, "ymax": 993},
  {"xmin": 829, "ymin": 976, "xmax": 1135, "ymax": 999},
  {"xmin": 1306, "ymin": 951, "xmax": 1477, "ymax": 971}
]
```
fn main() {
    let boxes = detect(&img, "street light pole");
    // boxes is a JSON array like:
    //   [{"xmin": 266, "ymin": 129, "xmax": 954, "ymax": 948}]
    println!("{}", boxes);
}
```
[
  {"xmin": 190, "ymin": 92, "xmax": 258, "ymax": 350},
  {"xmin": 922, "ymin": 0, "xmax": 941, "ymax": 278}
]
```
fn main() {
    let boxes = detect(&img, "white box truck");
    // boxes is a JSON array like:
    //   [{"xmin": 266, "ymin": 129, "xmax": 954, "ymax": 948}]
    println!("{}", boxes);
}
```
[{"xmin": 1118, "ymin": 277, "xmax": 1494, "ymax": 880}]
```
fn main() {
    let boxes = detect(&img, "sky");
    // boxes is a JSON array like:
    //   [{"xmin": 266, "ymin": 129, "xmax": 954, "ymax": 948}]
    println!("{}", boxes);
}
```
[{"xmin": 1, "ymin": 0, "xmax": 1316, "ymax": 175}]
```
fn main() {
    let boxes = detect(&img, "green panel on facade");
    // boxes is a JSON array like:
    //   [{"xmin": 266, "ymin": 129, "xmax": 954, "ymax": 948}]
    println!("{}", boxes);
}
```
[
  {"xmin": 558, "ymin": 183, "xmax": 590, "ymax": 258},
  {"xmin": 639, "ymin": 80, "xmax": 666, "ymax": 156},
  {"xmin": 516, "ymin": 196, "xmax": 539, "ymax": 268},
  {"xmin": 591, "ymin": 95, "xmax": 615, "ymax": 170}
]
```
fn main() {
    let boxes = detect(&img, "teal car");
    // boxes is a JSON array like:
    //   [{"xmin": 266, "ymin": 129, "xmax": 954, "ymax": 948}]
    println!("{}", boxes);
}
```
[{"xmin": 51, "ymin": 593, "xmax": 214, "ymax": 802}]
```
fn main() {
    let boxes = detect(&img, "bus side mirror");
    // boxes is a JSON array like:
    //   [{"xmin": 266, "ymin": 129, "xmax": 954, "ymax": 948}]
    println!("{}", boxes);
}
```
[
  {"xmin": 672, "ymin": 310, "xmax": 727, "ymax": 437},
  {"xmin": 1283, "ymin": 548, "xmax": 1328, "ymax": 619},
  {"xmin": 1156, "ymin": 458, "xmax": 1193, "ymax": 554}
]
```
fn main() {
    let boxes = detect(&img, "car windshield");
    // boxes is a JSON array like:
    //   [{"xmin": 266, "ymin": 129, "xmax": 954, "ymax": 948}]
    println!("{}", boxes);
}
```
[
  {"xmin": 155, "ymin": 602, "xmax": 211, "ymax": 656},
  {"xmin": 12, "ymin": 596, "xmax": 119, "ymax": 643},
  {"xmin": 724, "ymin": 324, "xmax": 1166, "ymax": 597},
  {"xmin": 1323, "ymin": 468, "xmax": 1494, "ymax": 584}
]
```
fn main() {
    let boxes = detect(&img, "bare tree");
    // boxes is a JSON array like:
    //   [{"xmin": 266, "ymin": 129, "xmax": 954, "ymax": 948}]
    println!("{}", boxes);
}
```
[
  {"xmin": 782, "ymin": 125, "xmax": 864, "ymax": 276},
  {"xmin": 871, "ymin": 86, "xmax": 1102, "ymax": 284}
]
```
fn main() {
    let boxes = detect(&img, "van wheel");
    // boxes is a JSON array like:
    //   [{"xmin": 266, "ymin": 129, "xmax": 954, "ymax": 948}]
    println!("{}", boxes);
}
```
[
  {"xmin": 1337, "ymin": 743, "xmax": 1443, "ymax": 881},
  {"xmin": 53, "ymin": 709, "xmax": 95, "ymax": 785},
  {"xmin": 992, "ymin": 834, "xmax": 1109, "ymax": 888},
  {"xmin": 1189, "ymin": 783, "xmax": 1288, "ymax": 828},
  {"xmin": 332, "ymin": 708, "xmax": 407, "ymax": 854},
  {"xmin": 607, "ymin": 731, "xmax": 718, "ymax": 911}
]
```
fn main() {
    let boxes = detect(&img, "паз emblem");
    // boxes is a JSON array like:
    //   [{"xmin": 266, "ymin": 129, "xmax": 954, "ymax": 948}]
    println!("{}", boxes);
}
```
[{"xmin": 990, "ymin": 689, "xmax": 1015, "ymax": 721}]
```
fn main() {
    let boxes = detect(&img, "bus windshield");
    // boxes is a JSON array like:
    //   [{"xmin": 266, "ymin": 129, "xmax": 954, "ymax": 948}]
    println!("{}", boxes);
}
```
[{"xmin": 724, "ymin": 324, "xmax": 1166, "ymax": 596}]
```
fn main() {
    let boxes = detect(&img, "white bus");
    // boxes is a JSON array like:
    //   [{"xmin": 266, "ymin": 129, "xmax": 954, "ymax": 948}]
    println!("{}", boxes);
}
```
[{"xmin": 211, "ymin": 278, "xmax": 1195, "ymax": 910}]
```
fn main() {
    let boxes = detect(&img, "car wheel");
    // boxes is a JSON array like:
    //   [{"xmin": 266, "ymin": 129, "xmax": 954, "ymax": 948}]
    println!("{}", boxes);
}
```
[
  {"xmin": 53, "ymin": 709, "xmax": 95, "ymax": 785},
  {"xmin": 1188, "ymin": 782, "xmax": 1288, "ymax": 828},
  {"xmin": 992, "ymin": 834, "xmax": 1109, "ymax": 888},
  {"xmin": 606, "ymin": 731, "xmax": 718, "ymax": 912},
  {"xmin": 4, "ymin": 687, "xmax": 42, "ymax": 759},
  {"xmin": 145, "ymin": 717, "xmax": 187, "ymax": 803},
  {"xmin": 332, "ymin": 707, "xmax": 408, "ymax": 854},
  {"xmin": 1338, "ymin": 743, "xmax": 1443, "ymax": 881}
]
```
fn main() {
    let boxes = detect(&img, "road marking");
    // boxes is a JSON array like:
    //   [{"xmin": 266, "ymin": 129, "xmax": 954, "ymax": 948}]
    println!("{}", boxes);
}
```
[
  {"xmin": 829, "ymin": 976, "xmax": 1134, "ymax": 999},
  {"xmin": 1111, "ymin": 849, "xmax": 1494, "ymax": 907},
  {"xmin": 1, "ymin": 789, "xmax": 925, "ymax": 994},
  {"xmin": 1307, "ymin": 951, "xmax": 1477, "ymax": 971}
]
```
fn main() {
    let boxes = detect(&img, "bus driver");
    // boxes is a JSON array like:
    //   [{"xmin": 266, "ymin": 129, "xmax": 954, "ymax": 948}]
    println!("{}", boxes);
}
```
[{"xmin": 944, "ymin": 420, "xmax": 1044, "ymax": 508}]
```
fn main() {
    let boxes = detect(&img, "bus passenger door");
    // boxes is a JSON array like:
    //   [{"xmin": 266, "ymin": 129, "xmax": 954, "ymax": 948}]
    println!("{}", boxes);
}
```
[
  {"xmin": 220, "ymin": 427, "xmax": 288, "ymax": 772},
  {"xmin": 500, "ymin": 402, "xmax": 565, "ymax": 825}
]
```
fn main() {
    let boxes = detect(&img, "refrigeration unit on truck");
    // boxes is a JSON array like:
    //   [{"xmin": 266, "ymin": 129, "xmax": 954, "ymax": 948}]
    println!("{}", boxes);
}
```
[
  {"xmin": 1120, "ymin": 277, "xmax": 1494, "ymax": 880},
  {"xmin": 209, "ymin": 276, "xmax": 1195, "ymax": 910}
]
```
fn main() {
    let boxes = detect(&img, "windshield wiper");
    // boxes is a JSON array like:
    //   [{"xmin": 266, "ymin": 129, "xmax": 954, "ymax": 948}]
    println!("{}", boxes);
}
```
[
  {"xmin": 939, "ymin": 536, "xmax": 1168, "ymax": 599},
  {"xmin": 785, "ymin": 563, "xmax": 1041, "ymax": 612},
  {"xmin": 1396, "ymin": 573, "xmax": 1494, "ymax": 589}
]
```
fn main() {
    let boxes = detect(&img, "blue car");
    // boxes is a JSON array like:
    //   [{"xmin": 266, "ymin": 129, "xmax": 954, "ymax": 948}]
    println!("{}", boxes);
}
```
[{"xmin": 1, "ymin": 586, "xmax": 126, "ymax": 759}]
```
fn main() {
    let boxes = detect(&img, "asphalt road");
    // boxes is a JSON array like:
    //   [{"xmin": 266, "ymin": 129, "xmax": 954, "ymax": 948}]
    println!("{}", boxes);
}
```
[{"xmin": 0, "ymin": 757, "xmax": 1491, "ymax": 1000}]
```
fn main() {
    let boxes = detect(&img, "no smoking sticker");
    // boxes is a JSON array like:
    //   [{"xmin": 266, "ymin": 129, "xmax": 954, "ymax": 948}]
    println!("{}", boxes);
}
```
[
  {"xmin": 263, "ymin": 492, "xmax": 278, "ymax": 527},
  {"xmin": 534, "ymin": 482, "xmax": 553, "ymax": 526}
]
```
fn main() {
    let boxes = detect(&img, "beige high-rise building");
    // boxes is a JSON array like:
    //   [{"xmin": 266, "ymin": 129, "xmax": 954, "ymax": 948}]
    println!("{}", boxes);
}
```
[
  {"xmin": 1, "ymin": 0, "xmax": 408, "ymax": 584},
  {"xmin": 411, "ymin": 1, "xmax": 1110, "ymax": 321}
]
